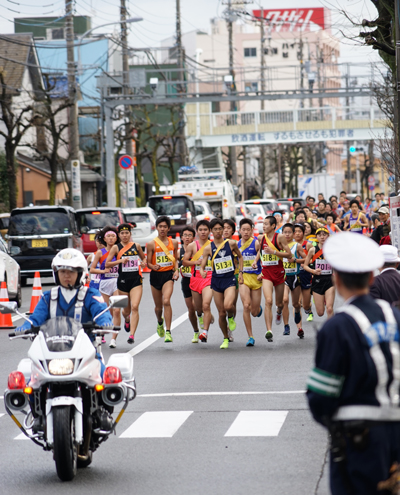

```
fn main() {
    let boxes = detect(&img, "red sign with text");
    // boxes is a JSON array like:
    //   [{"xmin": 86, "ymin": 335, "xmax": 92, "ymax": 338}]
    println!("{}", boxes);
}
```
[{"xmin": 253, "ymin": 8, "xmax": 325, "ymax": 32}]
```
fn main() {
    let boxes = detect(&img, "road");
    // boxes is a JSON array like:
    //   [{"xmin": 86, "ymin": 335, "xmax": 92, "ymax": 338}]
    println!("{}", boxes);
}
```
[{"xmin": 0, "ymin": 275, "xmax": 332, "ymax": 495}]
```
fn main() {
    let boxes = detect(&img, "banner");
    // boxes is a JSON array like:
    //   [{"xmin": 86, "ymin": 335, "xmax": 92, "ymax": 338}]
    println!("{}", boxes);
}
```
[{"xmin": 252, "ymin": 8, "xmax": 325, "ymax": 32}]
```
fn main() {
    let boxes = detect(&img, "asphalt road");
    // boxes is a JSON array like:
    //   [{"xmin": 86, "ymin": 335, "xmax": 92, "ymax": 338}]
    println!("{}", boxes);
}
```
[{"xmin": 0, "ymin": 275, "xmax": 333, "ymax": 495}]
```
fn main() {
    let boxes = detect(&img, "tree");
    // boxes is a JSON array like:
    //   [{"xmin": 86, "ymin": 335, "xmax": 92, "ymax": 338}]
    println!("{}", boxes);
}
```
[{"xmin": 0, "ymin": 69, "xmax": 33, "ymax": 210}]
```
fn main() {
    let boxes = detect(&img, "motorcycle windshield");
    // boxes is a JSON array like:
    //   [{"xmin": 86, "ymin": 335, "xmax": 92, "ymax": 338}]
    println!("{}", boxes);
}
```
[{"xmin": 41, "ymin": 317, "xmax": 82, "ymax": 352}]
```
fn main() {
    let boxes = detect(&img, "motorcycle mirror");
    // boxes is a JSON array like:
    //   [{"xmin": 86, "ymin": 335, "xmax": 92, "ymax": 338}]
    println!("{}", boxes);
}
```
[
  {"xmin": 109, "ymin": 295, "xmax": 128, "ymax": 308},
  {"xmin": 0, "ymin": 301, "xmax": 17, "ymax": 314}
]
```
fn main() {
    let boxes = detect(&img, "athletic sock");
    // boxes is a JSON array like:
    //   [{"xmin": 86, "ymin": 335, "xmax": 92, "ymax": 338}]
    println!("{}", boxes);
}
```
[
  {"xmin": 158, "ymin": 320, "xmax": 163, "ymax": 325},
  {"xmin": 202, "ymin": 330, "xmax": 208, "ymax": 336},
  {"xmin": 166, "ymin": 330, "xmax": 171, "ymax": 334}
]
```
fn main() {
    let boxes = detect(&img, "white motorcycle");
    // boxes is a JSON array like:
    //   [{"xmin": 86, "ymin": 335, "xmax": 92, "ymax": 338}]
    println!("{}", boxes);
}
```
[{"xmin": 2, "ymin": 296, "xmax": 136, "ymax": 482}]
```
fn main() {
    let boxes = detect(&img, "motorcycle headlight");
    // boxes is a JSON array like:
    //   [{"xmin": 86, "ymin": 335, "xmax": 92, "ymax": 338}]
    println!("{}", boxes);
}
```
[{"xmin": 48, "ymin": 358, "xmax": 74, "ymax": 375}]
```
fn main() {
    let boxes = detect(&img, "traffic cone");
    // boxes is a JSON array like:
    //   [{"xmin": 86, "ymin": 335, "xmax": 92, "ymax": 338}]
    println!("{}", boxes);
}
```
[
  {"xmin": 0, "ymin": 281, "xmax": 13, "ymax": 328},
  {"xmin": 210, "ymin": 232, "xmax": 214, "ymax": 241},
  {"xmin": 176, "ymin": 232, "xmax": 182, "ymax": 250},
  {"xmin": 28, "ymin": 271, "xmax": 43, "ymax": 314},
  {"xmin": 233, "ymin": 229, "xmax": 240, "ymax": 241},
  {"xmin": 253, "ymin": 225, "xmax": 259, "ymax": 237},
  {"xmin": 85, "ymin": 274, "xmax": 90, "ymax": 288},
  {"xmin": 143, "ymin": 243, "xmax": 151, "ymax": 273}
]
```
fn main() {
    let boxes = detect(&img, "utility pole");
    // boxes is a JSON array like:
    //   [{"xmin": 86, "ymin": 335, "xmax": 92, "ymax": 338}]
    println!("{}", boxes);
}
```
[
  {"xmin": 225, "ymin": 0, "xmax": 237, "ymax": 184},
  {"xmin": 65, "ymin": 0, "xmax": 81, "ymax": 209},
  {"xmin": 121, "ymin": 0, "xmax": 136, "ymax": 207},
  {"xmin": 176, "ymin": 0, "xmax": 187, "ymax": 169},
  {"xmin": 259, "ymin": 5, "xmax": 266, "ymax": 195},
  {"xmin": 395, "ymin": 0, "xmax": 400, "ymax": 193},
  {"xmin": 345, "ymin": 66, "xmax": 351, "ymax": 192},
  {"xmin": 299, "ymin": 31, "xmax": 304, "ymax": 109}
]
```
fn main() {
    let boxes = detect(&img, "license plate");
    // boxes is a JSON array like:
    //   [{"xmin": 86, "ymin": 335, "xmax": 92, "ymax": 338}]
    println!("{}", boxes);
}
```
[
  {"xmin": 32, "ymin": 239, "xmax": 48, "ymax": 248},
  {"xmin": 170, "ymin": 219, "xmax": 175, "ymax": 225},
  {"xmin": 89, "ymin": 234, "xmax": 96, "ymax": 241}
]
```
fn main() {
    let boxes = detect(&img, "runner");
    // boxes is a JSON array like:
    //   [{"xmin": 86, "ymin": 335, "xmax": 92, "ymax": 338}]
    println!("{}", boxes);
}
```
[
  {"xmin": 325, "ymin": 213, "xmax": 341, "ymax": 234},
  {"xmin": 147, "ymin": 216, "xmax": 179, "ymax": 343},
  {"xmin": 182, "ymin": 220, "xmax": 214, "ymax": 343},
  {"xmin": 87, "ymin": 233, "xmax": 106, "ymax": 342},
  {"xmin": 89, "ymin": 226, "xmax": 121, "ymax": 348},
  {"xmin": 273, "ymin": 212, "xmax": 284, "ymax": 233},
  {"xmin": 294, "ymin": 223, "xmax": 314, "ymax": 322},
  {"xmin": 343, "ymin": 199, "xmax": 368, "ymax": 233},
  {"xmin": 178, "ymin": 226, "xmax": 200, "ymax": 342},
  {"xmin": 281, "ymin": 223, "xmax": 307, "ymax": 338},
  {"xmin": 304, "ymin": 221, "xmax": 317, "ymax": 244},
  {"xmin": 223, "ymin": 219, "xmax": 240, "ymax": 341},
  {"xmin": 252, "ymin": 215, "xmax": 293, "ymax": 342},
  {"xmin": 106, "ymin": 223, "xmax": 146, "ymax": 345},
  {"xmin": 303, "ymin": 227, "xmax": 335, "ymax": 318},
  {"xmin": 238, "ymin": 218, "xmax": 262, "ymax": 346},
  {"xmin": 200, "ymin": 218, "xmax": 243, "ymax": 349}
]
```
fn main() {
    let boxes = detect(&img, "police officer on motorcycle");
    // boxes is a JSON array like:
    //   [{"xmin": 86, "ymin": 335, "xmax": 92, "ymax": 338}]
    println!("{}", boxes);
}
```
[{"xmin": 307, "ymin": 233, "xmax": 400, "ymax": 494}]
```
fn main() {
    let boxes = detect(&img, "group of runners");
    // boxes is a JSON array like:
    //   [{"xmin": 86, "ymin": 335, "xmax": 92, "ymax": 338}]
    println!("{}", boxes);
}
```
[{"xmin": 85, "ymin": 199, "xmax": 367, "ymax": 349}]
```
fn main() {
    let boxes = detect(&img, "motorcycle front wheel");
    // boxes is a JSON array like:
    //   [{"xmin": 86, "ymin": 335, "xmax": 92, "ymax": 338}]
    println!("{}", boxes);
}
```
[{"xmin": 53, "ymin": 406, "xmax": 78, "ymax": 481}]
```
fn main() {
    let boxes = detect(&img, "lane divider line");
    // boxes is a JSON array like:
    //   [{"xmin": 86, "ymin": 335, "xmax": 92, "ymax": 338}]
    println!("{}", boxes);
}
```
[
  {"xmin": 128, "ymin": 312, "xmax": 188, "ymax": 357},
  {"xmin": 136, "ymin": 390, "xmax": 305, "ymax": 398}
]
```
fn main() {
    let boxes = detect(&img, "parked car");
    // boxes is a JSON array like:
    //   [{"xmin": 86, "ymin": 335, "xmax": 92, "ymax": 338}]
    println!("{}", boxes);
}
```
[
  {"xmin": 148, "ymin": 195, "xmax": 197, "ymax": 238},
  {"xmin": 8, "ymin": 205, "xmax": 81, "ymax": 286},
  {"xmin": 235, "ymin": 203, "xmax": 254, "ymax": 227},
  {"xmin": 122, "ymin": 207, "xmax": 157, "ymax": 249},
  {"xmin": 244, "ymin": 199, "xmax": 278, "ymax": 216},
  {"xmin": 0, "ymin": 213, "xmax": 10, "ymax": 238},
  {"xmin": 76, "ymin": 207, "xmax": 124, "ymax": 255},
  {"xmin": 0, "ymin": 234, "xmax": 21, "ymax": 306},
  {"xmin": 195, "ymin": 201, "xmax": 216, "ymax": 223}
]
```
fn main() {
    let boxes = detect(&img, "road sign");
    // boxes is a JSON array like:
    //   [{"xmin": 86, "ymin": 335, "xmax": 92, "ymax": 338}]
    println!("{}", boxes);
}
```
[
  {"xmin": 119, "ymin": 155, "xmax": 133, "ymax": 169},
  {"xmin": 369, "ymin": 186, "xmax": 375, "ymax": 191},
  {"xmin": 368, "ymin": 175, "xmax": 375, "ymax": 186}
]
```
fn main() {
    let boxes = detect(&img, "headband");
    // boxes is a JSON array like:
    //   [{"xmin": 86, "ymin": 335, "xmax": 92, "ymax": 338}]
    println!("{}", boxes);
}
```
[
  {"xmin": 316, "ymin": 228, "xmax": 329, "ymax": 235},
  {"xmin": 118, "ymin": 226, "xmax": 130, "ymax": 232},
  {"xmin": 105, "ymin": 231, "xmax": 117, "ymax": 236}
]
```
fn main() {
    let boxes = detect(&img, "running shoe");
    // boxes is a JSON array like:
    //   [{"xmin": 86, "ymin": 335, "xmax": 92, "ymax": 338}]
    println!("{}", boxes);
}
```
[
  {"xmin": 306, "ymin": 312, "xmax": 314, "ymax": 322},
  {"xmin": 297, "ymin": 328, "xmax": 304, "ymax": 339},
  {"xmin": 109, "ymin": 339, "xmax": 116, "ymax": 349},
  {"xmin": 228, "ymin": 316, "xmax": 236, "ymax": 331},
  {"xmin": 283, "ymin": 325, "xmax": 290, "ymax": 336},
  {"xmin": 199, "ymin": 332, "xmax": 208, "ymax": 343},
  {"xmin": 102, "ymin": 336, "xmax": 106, "ymax": 344},
  {"xmin": 165, "ymin": 332, "xmax": 173, "ymax": 343},
  {"xmin": 124, "ymin": 319, "xmax": 131, "ymax": 333},
  {"xmin": 294, "ymin": 311, "xmax": 301, "ymax": 324},
  {"xmin": 127, "ymin": 335, "xmax": 135, "ymax": 344},
  {"xmin": 228, "ymin": 330, "xmax": 234, "ymax": 342},
  {"xmin": 220, "ymin": 338, "xmax": 229, "ymax": 349},
  {"xmin": 157, "ymin": 318, "xmax": 165, "ymax": 338},
  {"xmin": 246, "ymin": 337, "xmax": 255, "ymax": 347},
  {"xmin": 192, "ymin": 332, "xmax": 199, "ymax": 343},
  {"xmin": 257, "ymin": 306, "xmax": 263, "ymax": 318},
  {"xmin": 198, "ymin": 315, "xmax": 204, "ymax": 329},
  {"xmin": 275, "ymin": 311, "xmax": 282, "ymax": 325},
  {"xmin": 265, "ymin": 330, "xmax": 273, "ymax": 342}
]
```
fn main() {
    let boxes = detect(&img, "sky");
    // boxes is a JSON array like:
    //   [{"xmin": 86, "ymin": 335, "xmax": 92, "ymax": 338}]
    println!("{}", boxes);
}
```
[{"xmin": 0, "ymin": 0, "xmax": 381, "ymax": 67}]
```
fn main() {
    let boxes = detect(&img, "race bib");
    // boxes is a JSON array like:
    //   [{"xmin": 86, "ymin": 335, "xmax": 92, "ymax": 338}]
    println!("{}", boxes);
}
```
[
  {"xmin": 180, "ymin": 265, "xmax": 192, "ymax": 278},
  {"xmin": 156, "ymin": 251, "xmax": 174, "ymax": 268},
  {"xmin": 195, "ymin": 257, "xmax": 212, "ymax": 272},
  {"xmin": 315, "ymin": 259, "xmax": 332, "ymax": 275},
  {"xmin": 105, "ymin": 265, "xmax": 119, "ymax": 278},
  {"xmin": 243, "ymin": 255, "xmax": 256, "ymax": 272},
  {"xmin": 214, "ymin": 256, "xmax": 234, "ymax": 274},
  {"xmin": 283, "ymin": 259, "xmax": 297, "ymax": 274},
  {"xmin": 261, "ymin": 253, "xmax": 279, "ymax": 266},
  {"xmin": 122, "ymin": 255, "xmax": 139, "ymax": 272}
]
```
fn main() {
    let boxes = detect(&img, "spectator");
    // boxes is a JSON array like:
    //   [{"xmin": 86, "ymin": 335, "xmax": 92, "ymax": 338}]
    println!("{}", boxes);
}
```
[
  {"xmin": 307, "ymin": 196, "xmax": 316, "ymax": 209},
  {"xmin": 378, "ymin": 206, "xmax": 391, "ymax": 245},
  {"xmin": 317, "ymin": 193, "xmax": 324, "ymax": 202},
  {"xmin": 369, "ymin": 245, "xmax": 400, "ymax": 304}
]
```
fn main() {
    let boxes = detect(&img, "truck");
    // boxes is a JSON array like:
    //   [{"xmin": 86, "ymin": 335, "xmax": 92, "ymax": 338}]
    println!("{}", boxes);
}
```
[
  {"xmin": 167, "ymin": 167, "xmax": 236, "ymax": 220},
  {"xmin": 297, "ymin": 173, "xmax": 344, "ymax": 200}
]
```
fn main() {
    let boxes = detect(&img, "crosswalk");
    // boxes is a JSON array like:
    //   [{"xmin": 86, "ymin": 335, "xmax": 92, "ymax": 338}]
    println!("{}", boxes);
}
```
[{"xmin": 2, "ymin": 410, "xmax": 290, "ymax": 440}]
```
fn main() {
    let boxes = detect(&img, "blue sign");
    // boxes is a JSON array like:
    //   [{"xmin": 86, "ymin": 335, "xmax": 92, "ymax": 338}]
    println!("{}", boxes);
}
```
[
  {"xmin": 349, "ymin": 146, "xmax": 356, "ymax": 152},
  {"xmin": 119, "ymin": 155, "xmax": 133, "ymax": 169}
]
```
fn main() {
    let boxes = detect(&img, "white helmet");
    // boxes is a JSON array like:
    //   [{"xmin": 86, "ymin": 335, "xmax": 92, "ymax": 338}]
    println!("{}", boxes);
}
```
[{"xmin": 51, "ymin": 248, "xmax": 88, "ymax": 289}]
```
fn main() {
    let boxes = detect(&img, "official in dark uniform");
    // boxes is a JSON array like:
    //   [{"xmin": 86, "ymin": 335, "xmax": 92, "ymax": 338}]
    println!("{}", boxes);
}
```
[
  {"xmin": 307, "ymin": 232, "xmax": 400, "ymax": 495},
  {"xmin": 370, "ymin": 245, "xmax": 400, "ymax": 305}
]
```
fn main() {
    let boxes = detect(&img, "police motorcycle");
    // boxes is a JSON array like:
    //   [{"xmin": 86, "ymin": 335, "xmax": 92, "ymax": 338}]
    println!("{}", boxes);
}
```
[{"xmin": 2, "ymin": 295, "xmax": 136, "ymax": 482}]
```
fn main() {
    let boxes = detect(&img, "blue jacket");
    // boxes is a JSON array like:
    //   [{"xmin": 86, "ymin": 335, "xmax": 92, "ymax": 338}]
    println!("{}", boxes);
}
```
[{"xmin": 19, "ymin": 286, "xmax": 113, "ymax": 331}]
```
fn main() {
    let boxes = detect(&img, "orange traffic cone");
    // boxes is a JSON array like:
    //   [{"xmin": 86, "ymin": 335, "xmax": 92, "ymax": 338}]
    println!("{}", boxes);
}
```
[
  {"xmin": 233, "ymin": 229, "xmax": 240, "ymax": 241},
  {"xmin": 253, "ymin": 225, "xmax": 259, "ymax": 237},
  {"xmin": 85, "ymin": 274, "xmax": 90, "ymax": 288},
  {"xmin": 176, "ymin": 232, "xmax": 182, "ymax": 250},
  {"xmin": 210, "ymin": 232, "xmax": 214, "ymax": 241},
  {"xmin": 143, "ymin": 243, "xmax": 151, "ymax": 273},
  {"xmin": 28, "ymin": 271, "xmax": 43, "ymax": 314},
  {"xmin": 0, "ymin": 281, "xmax": 13, "ymax": 328}
]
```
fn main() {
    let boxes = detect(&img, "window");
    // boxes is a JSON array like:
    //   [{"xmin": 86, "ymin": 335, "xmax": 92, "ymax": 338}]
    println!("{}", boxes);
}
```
[
  {"xmin": 244, "ymin": 47, "xmax": 257, "ymax": 58},
  {"xmin": 283, "ymin": 52, "xmax": 289, "ymax": 58},
  {"xmin": 245, "ymin": 82, "xmax": 258, "ymax": 93}
]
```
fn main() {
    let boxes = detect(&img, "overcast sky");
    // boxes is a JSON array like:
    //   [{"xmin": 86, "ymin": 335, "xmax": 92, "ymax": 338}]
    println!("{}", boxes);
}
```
[{"xmin": 0, "ymin": 0, "xmax": 381, "ymax": 65}]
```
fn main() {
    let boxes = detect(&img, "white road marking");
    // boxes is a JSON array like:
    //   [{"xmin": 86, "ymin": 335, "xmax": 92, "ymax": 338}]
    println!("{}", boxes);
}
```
[
  {"xmin": 120, "ymin": 410, "xmax": 193, "ymax": 438},
  {"xmin": 14, "ymin": 432, "xmax": 29, "ymax": 440},
  {"xmin": 137, "ymin": 390, "xmax": 304, "ymax": 398},
  {"xmin": 0, "ymin": 413, "xmax": 4, "ymax": 418},
  {"xmin": 225, "ymin": 410, "xmax": 289, "ymax": 437},
  {"xmin": 128, "ymin": 312, "xmax": 188, "ymax": 357}
]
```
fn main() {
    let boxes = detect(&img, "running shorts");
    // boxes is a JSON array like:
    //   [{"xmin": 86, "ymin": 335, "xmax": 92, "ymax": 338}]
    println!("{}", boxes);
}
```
[
  {"xmin": 99, "ymin": 278, "xmax": 118, "ymax": 296},
  {"xmin": 189, "ymin": 274, "xmax": 211, "ymax": 294},
  {"xmin": 181, "ymin": 277, "xmax": 192, "ymax": 299},
  {"xmin": 299, "ymin": 270, "xmax": 312, "ymax": 290},
  {"xmin": 235, "ymin": 273, "xmax": 239, "ymax": 289},
  {"xmin": 285, "ymin": 274, "xmax": 301, "ymax": 292},
  {"xmin": 117, "ymin": 275, "xmax": 143, "ymax": 293},
  {"xmin": 150, "ymin": 270, "xmax": 174, "ymax": 291},
  {"xmin": 311, "ymin": 275, "xmax": 334, "ymax": 295},
  {"xmin": 211, "ymin": 275, "xmax": 237, "ymax": 294},
  {"xmin": 261, "ymin": 265, "xmax": 286, "ymax": 287},
  {"xmin": 243, "ymin": 273, "xmax": 262, "ymax": 290}
]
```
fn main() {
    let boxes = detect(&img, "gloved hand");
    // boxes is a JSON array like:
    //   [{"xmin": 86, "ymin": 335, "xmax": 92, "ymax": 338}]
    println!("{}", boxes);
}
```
[{"xmin": 15, "ymin": 325, "xmax": 28, "ymax": 333}]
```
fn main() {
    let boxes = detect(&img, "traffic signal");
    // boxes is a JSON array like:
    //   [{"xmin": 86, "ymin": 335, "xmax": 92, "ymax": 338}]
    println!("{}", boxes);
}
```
[{"xmin": 349, "ymin": 146, "xmax": 365, "ymax": 153}]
